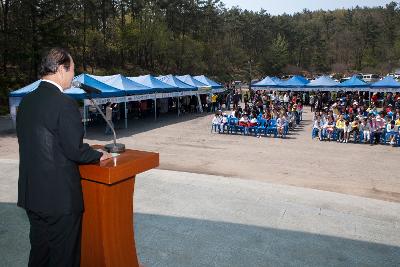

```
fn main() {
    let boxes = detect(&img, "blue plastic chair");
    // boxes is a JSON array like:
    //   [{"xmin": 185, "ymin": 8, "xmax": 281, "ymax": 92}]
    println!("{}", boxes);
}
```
[
  {"xmin": 384, "ymin": 131, "xmax": 399, "ymax": 144},
  {"xmin": 248, "ymin": 120, "xmax": 260, "ymax": 136},
  {"xmin": 228, "ymin": 117, "xmax": 238, "ymax": 134},
  {"xmin": 283, "ymin": 124, "xmax": 289, "ymax": 137},
  {"xmin": 257, "ymin": 119, "xmax": 268, "ymax": 136},
  {"xmin": 312, "ymin": 128, "xmax": 319, "ymax": 139},
  {"xmin": 267, "ymin": 119, "xmax": 278, "ymax": 137}
]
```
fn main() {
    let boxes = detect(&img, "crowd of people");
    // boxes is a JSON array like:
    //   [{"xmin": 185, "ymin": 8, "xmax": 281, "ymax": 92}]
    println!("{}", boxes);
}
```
[
  {"xmin": 211, "ymin": 90, "xmax": 304, "ymax": 138},
  {"xmin": 311, "ymin": 91, "xmax": 400, "ymax": 146},
  {"xmin": 210, "ymin": 89, "xmax": 400, "ymax": 146}
]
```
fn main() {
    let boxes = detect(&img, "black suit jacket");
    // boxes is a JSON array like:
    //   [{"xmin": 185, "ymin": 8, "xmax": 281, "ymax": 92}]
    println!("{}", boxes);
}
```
[{"xmin": 17, "ymin": 81, "xmax": 102, "ymax": 214}]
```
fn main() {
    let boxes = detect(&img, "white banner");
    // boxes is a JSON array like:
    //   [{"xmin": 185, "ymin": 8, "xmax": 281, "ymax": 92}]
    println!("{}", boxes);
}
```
[
  {"xmin": 83, "ymin": 91, "xmax": 202, "ymax": 106},
  {"xmin": 212, "ymin": 88, "xmax": 226, "ymax": 93},
  {"xmin": 84, "ymin": 96, "xmax": 126, "ymax": 106},
  {"xmin": 126, "ymin": 94, "xmax": 155, "ymax": 102}
]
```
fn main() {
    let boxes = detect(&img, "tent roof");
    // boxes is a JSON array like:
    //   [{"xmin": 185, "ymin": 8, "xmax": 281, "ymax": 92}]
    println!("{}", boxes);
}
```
[
  {"xmin": 176, "ymin": 75, "xmax": 210, "ymax": 89},
  {"xmin": 338, "ymin": 75, "xmax": 368, "ymax": 87},
  {"xmin": 156, "ymin": 75, "xmax": 196, "ymax": 91},
  {"xmin": 64, "ymin": 74, "xmax": 125, "ymax": 99},
  {"xmin": 370, "ymin": 76, "xmax": 400, "ymax": 88},
  {"xmin": 89, "ymin": 74, "xmax": 153, "ymax": 94},
  {"xmin": 279, "ymin": 75, "xmax": 309, "ymax": 87},
  {"xmin": 271, "ymin": 77, "xmax": 281, "ymax": 83},
  {"xmin": 252, "ymin": 76, "xmax": 280, "ymax": 87},
  {"xmin": 9, "ymin": 80, "xmax": 42, "ymax": 97},
  {"xmin": 9, "ymin": 74, "xmax": 125, "ymax": 99},
  {"xmin": 128, "ymin": 75, "xmax": 177, "ymax": 92},
  {"xmin": 307, "ymin": 76, "xmax": 339, "ymax": 87},
  {"xmin": 193, "ymin": 75, "xmax": 222, "ymax": 89}
]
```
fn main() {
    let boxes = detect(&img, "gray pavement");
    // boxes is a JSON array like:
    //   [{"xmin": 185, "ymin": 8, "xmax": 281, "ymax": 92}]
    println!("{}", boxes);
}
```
[{"xmin": 1, "ymin": 159, "xmax": 399, "ymax": 266}]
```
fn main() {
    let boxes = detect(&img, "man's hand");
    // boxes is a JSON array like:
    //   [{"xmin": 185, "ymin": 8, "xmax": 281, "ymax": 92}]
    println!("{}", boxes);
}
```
[{"xmin": 99, "ymin": 150, "xmax": 112, "ymax": 161}]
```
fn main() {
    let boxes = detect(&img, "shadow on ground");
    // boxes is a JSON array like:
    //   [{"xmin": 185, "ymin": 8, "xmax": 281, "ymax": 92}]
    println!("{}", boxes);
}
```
[
  {"xmin": 84, "ymin": 112, "xmax": 210, "ymax": 141},
  {"xmin": 1, "ymin": 203, "xmax": 399, "ymax": 267}
]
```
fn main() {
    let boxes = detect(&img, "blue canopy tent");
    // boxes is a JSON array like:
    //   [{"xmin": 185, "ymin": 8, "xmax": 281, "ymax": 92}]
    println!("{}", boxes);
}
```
[
  {"xmin": 9, "ymin": 80, "xmax": 42, "ymax": 97},
  {"xmin": 252, "ymin": 76, "xmax": 280, "ymax": 89},
  {"xmin": 64, "ymin": 74, "xmax": 126, "ymax": 99},
  {"xmin": 271, "ymin": 77, "xmax": 282, "ymax": 84},
  {"xmin": 8, "ymin": 74, "xmax": 124, "ymax": 131},
  {"xmin": 9, "ymin": 80, "xmax": 43, "ymax": 128},
  {"xmin": 128, "ymin": 75, "xmax": 178, "ymax": 120},
  {"xmin": 176, "ymin": 75, "xmax": 211, "ymax": 112},
  {"xmin": 127, "ymin": 74, "xmax": 177, "ymax": 93},
  {"xmin": 87, "ymin": 74, "xmax": 154, "ymax": 128},
  {"xmin": 65, "ymin": 74, "xmax": 126, "ymax": 132},
  {"xmin": 156, "ymin": 74, "xmax": 196, "ymax": 92},
  {"xmin": 193, "ymin": 75, "xmax": 223, "ymax": 91},
  {"xmin": 89, "ymin": 74, "xmax": 152, "ymax": 95},
  {"xmin": 277, "ymin": 75, "xmax": 309, "ymax": 91},
  {"xmin": 337, "ymin": 75, "xmax": 369, "ymax": 92},
  {"xmin": 9, "ymin": 74, "xmax": 125, "ymax": 99},
  {"xmin": 370, "ymin": 76, "xmax": 400, "ymax": 93},
  {"xmin": 306, "ymin": 76, "xmax": 339, "ymax": 91},
  {"xmin": 157, "ymin": 74, "xmax": 197, "ymax": 116},
  {"xmin": 175, "ymin": 75, "xmax": 210, "ymax": 90}
]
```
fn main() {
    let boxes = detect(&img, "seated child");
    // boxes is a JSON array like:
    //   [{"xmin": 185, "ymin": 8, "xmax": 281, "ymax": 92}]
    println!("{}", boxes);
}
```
[
  {"xmin": 343, "ymin": 120, "xmax": 351, "ymax": 143},
  {"xmin": 359, "ymin": 118, "xmax": 371, "ymax": 143},
  {"xmin": 211, "ymin": 113, "xmax": 223, "ymax": 132}
]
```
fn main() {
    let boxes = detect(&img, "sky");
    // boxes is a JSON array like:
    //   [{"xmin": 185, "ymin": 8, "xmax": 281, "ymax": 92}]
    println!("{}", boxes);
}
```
[{"xmin": 221, "ymin": 0, "xmax": 394, "ymax": 15}]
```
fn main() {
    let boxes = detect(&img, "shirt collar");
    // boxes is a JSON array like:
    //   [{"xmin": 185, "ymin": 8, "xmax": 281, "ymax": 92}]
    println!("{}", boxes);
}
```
[{"xmin": 42, "ymin": 79, "xmax": 64, "ymax": 93}]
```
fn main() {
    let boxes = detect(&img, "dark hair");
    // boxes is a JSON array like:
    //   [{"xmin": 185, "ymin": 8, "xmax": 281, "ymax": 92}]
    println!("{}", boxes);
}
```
[{"xmin": 39, "ymin": 48, "xmax": 72, "ymax": 77}]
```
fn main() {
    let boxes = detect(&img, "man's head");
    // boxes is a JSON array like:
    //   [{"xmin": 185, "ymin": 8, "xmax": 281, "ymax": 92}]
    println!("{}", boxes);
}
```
[{"xmin": 39, "ymin": 48, "xmax": 75, "ymax": 89}]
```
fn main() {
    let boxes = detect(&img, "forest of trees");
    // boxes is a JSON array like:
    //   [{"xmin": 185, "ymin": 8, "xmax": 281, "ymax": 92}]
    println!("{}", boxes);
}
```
[{"xmin": 1, "ymin": 0, "xmax": 400, "ymax": 113}]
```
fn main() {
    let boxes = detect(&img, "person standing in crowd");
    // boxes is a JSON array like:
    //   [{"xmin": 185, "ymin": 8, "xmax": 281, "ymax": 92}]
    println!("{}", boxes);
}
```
[
  {"xmin": 309, "ymin": 93, "xmax": 315, "ymax": 112},
  {"xmin": 16, "ymin": 48, "xmax": 111, "ymax": 267},
  {"xmin": 225, "ymin": 92, "xmax": 232, "ymax": 110},
  {"xmin": 211, "ymin": 93, "xmax": 218, "ymax": 112},
  {"xmin": 233, "ymin": 91, "xmax": 240, "ymax": 110},
  {"xmin": 283, "ymin": 93, "xmax": 289, "ymax": 108}
]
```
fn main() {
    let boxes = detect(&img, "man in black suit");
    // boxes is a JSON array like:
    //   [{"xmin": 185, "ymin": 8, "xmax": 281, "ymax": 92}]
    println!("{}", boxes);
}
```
[{"xmin": 16, "ymin": 48, "xmax": 111, "ymax": 267}]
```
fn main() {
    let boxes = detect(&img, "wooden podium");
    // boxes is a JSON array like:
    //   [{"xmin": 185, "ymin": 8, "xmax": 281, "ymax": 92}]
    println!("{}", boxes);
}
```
[{"xmin": 79, "ymin": 148, "xmax": 159, "ymax": 267}]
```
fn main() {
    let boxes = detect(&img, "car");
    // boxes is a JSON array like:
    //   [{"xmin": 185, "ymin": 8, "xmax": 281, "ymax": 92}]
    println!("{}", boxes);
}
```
[{"xmin": 362, "ymin": 74, "xmax": 380, "ymax": 83}]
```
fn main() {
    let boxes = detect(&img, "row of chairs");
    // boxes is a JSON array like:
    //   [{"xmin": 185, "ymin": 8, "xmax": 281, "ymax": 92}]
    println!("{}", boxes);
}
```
[
  {"xmin": 212, "ymin": 117, "xmax": 289, "ymax": 137},
  {"xmin": 312, "ymin": 127, "xmax": 400, "ymax": 145}
]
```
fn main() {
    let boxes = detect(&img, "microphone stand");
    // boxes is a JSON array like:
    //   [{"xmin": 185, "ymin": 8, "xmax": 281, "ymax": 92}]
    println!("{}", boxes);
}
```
[{"xmin": 88, "ymin": 96, "xmax": 125, "ymax": 153}]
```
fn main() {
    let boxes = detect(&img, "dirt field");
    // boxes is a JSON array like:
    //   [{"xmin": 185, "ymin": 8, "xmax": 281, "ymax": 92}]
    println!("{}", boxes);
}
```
[{"xmin": 1, "ymin": 108, "xmax": 399, "ymax": 202}]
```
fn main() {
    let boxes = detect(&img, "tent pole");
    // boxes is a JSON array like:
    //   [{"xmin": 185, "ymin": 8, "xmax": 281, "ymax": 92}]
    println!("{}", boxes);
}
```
[
  {"xmin": 154, "ymin": 94, "xmax": 157, "ymax": 120},
  {"xmin": 177, "ymin": 97, "xmax": 180, "ymax": 116},
  {"xmin": 197, "ymin": 93, "xmax": 203, "ymax": 113},
  {"xmin": 369, "ymin": 91, "xmax": 371, "ymax": 106},
  {"xmin": 124, "ymin": 100, "xmax": 128, "ymax": 129}
]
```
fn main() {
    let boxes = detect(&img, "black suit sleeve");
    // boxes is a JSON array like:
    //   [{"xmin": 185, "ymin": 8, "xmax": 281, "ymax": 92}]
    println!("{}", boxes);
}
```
[{"xmin": 58, "ymin": 98, "xmax": 102, "ymax": 164}]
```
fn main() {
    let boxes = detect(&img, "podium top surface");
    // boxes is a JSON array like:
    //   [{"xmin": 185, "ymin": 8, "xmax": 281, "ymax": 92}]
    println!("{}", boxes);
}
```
[{"xmin": 79, "ymin": 148, "xmax": 159, "ymax": 185}]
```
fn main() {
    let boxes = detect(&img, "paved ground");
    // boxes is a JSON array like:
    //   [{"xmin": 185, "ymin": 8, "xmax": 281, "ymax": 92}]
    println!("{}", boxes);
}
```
[
  {"xmin": 1, "ymin": 108, "xmax": 400, "ymax": 266},
  {"xmin": 1, "ymin": 108, "xmax": 400, "ymax": 202},
  {"xmin": 1, "ymin": 162, "xmax": 400, "ymax": 266}
]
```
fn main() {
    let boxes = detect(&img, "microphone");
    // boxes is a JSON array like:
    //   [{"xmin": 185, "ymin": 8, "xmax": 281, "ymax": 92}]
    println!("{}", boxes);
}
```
[
  {"xmin": 72, "ymin": 80, "xmax": 102, "ymax": 94},
  {"xmin": 72, "ymin": 81, "xmax": 125, "ymax": 153}
]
